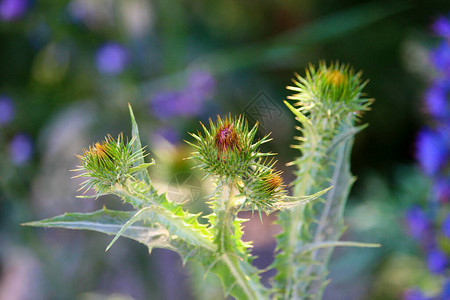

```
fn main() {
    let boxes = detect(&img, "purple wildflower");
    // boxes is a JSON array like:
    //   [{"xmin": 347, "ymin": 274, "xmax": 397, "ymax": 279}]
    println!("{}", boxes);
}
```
[
  {"xmin": 442, "ymin": 214, "xmax": 450, "ymax": 238},
  {"xmin": 431, "ymin": 41, "xmax": 450, "ymax": 76},
  {"xmin": 432, "ymin": 16, "xmax": 450, "ymax": 38},
  {"xmin": 0, "ymin": 96, "xmax": 14, "ymax": 126},
  {"xmin": 9, "ymin": 133, "xmax": 33, "ymax": 165},
  {"xmin": 0, "ymin": 0, "xmax": 27, "ymax": 21},
  {"xmin": 95, "ymin": 43, "xmax": 128, "ymax": 75},
  {"xmin": 416, "ymin": 128, "xmax": 448, "ymax": 176},
  {"xmin": 403, "ymin": 289, "xmax": 428, "ymax": 300},
  {"xmin": 426, "ymin": 248, "xmax": 448, "ymax": 274},
  {"xmin": 405, "ymin": 206, "xmax": 430, "ymax": 240},
  {"xmin": 149, "ymin": 70, "xmax": 215, "ymax": 120},
  {"xmin": 154, "ymin": 127, "xmax": 179, "ymax": 144},
  {"xmin": 187, "ymin": 70, "xmax": 215, "ymax": 99},
  {"xmin": 150, "ymin": 90, "xmax": 185, "ymax": 120},
  {"xmin": 424, "ymin": 82, "xmax": 449, "ymax": 119},
  {"xmin": 441, "ymin": 281, "xmax": 450, "ymax": 299},
  {"xmin": 434, "ymin": 178, "xmax": 450, "ymax": 203}
]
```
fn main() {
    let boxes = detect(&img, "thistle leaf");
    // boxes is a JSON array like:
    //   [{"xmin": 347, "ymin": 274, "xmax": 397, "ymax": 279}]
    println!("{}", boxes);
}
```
[
  {"xmin": 23, "ymin": 208, "xmax": 169, "ymax": 248},
  {"xmin": 299, "ymin": 240, "xmax": 381, "ymax": 254},
  {"xmin": 128, "ymin": 103, "xmax": 152, "ymax": 186},
  {"xmin": 105, "ymin": 206, "xmax": 153, "ymax": 252},
  {"xmin": 274, "ymin": 186, "xmax": 333, "ymax": 211},
  {"xmin": 326, "ymin": 123, "xmax": 368, "ymax": 155}
]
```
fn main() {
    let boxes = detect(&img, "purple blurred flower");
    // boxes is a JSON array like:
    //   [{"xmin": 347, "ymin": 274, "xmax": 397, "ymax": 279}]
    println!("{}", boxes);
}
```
[
  {"xmin": 154, "ymin": 127, "xmax": 180, "ymax": 144},
  {"xmin": 441, "ymin": 281, "xmax": 450, "ymax": 299},
  {"xmin": 405, "ymin": 206, "xmax": 430, "ymax": 239},
  {"xmin": 431, "ymin": 41, "xmax": 450, "ymax": 76},
  {"xmin": 151, "ymin": 90, "xmax": 184, "ymax": 119},
  {"xmin": 95, "ymin": 43, "xmax": 128, "ymax": 75},
  {"xmin": 9, "ymin": 133, "xmax": 33, "ymax": 165},
  {"xmin": 0, "ymin": 96, "xmax": 14, "ymax": 125},
  {"xmin": 403, "ymin": 289, "xmax": 428, "ymax": 300},
  {"xmin": 434, "ymin": 178, "xmax": 450, "ymax": 203},
  {"xmin": 426, "ymin": 248, "xmax": 448, "ymax": 274},
  {"xmin": 416, "ymin": 128, "xmax": 448, "ymax": 176},
  {"xmin": 187, "ymin": 70, "xmax": 215, "ymax": 99},
  {"xmin": 442, "ymin": 214, "xmax": 450, "ymax": 238},
  {"xmin": 150, "ymin": 70, "xmax": 215, "ymax": 120},
  {"xmin": 424, "ymin": 82, "xmax": 449, "ymax": 119},
  {"xmin": 0, "ymin": 0, "xmax": 27, "ymax": 21},
  {"xmin": 433, "ymin": 16, "xmax": 450, "ymax": 38}
]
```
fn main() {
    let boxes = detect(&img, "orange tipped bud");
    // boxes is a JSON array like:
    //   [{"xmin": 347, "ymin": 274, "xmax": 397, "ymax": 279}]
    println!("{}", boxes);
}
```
[{"xmin": 262, "ymin": 171, "xmax": 285, "ymax": 195}]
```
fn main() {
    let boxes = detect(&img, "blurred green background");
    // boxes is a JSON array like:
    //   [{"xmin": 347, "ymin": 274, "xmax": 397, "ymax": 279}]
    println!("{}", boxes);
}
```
[{"xmin": 1, "ymin": 0, "xmax": 449, "ymax": 299}]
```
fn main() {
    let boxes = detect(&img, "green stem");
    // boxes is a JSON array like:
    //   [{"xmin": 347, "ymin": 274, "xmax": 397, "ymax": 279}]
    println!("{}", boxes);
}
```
[
  {"xmin": 215, "ymin": 180, "xmax": 265, "ymax": 300},
  {"xmin": 283, "ymin": 138, "xmax": 320, "ymax": 299}
]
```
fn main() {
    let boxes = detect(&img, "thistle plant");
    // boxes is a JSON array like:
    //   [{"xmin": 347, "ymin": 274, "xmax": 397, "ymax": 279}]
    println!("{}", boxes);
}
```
[{"xmin": 25, "ymin": 62, "xmax": 379, "ymax": 300}]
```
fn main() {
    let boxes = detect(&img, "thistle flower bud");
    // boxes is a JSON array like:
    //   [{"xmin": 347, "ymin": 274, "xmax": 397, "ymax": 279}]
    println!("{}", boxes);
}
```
[
  {"xmin": 261, "ymin": 171, "xmax": 285, "ymax": 195},
  {"xmin": 240, "ymin": 167, "xmax": 287, "ymax": 213},
  {"xmin": 73, "ymin": 133, "xmax": 153, "ymax": 195},
  {"xmin": 324, "ymin": 69, "xmax": 346, "ymax": 86},
  {"xmin": 287, "ymin": 61, "xmax": 372, "ymax": 122},
  {"xmin": 188, "ymin": 115, "xmax": 272, "ymax": 179}
]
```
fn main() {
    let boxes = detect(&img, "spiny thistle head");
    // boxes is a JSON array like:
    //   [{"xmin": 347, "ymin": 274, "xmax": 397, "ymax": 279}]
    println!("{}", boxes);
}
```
[
  {"xmin": 187, "ymin": 115, "xmax": 272, "ymax": 180},
  {"xmin": 287, "ymin": 61, "xmax": 373, "ymax": 121},
  {"xmin": 262, "ymin": 171, "xmax": 285, "ymax": 195},
  {"xmin": 239, "ymin": 165, "xmax": 287, "ymax": 213},
  {"xmin": 73, "ymin": 133, "xmax": 152, "ymax": 195}
]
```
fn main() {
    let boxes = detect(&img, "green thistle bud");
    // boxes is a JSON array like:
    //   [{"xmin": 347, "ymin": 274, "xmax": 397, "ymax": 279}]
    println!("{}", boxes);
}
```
[
  {"xmin": 187, "ymin": 115, "xmax": 272, "ymax": 180},
  {"xmin": 287, "ymin": 61, "xmax": 373, "ymax": 121},
  {"xmin": 239, "ymin": 166, "xmax": 287, "ymax": 213},
  {"xmin": 261, "ymin": 170, "xmax": 285, "ymax": 196},
  {"xmin": 73, "ymin": 133, "xmax": 154, "ymax": 196}
]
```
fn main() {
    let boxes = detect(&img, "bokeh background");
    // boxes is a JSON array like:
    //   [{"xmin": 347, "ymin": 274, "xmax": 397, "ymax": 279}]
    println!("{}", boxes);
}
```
[{"xmin": 1, "ymin": 0, "xmax": 450, "ymax": 299}]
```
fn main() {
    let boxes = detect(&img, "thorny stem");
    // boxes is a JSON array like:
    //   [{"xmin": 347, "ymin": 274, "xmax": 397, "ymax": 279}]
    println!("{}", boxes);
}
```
[
  {"xmin": 284, "ymin": 130, "xmax": 320, "ymax": 299},
  {"xmin": 217, "ymin": 180, "xmax": 264, "ymax": 300}
]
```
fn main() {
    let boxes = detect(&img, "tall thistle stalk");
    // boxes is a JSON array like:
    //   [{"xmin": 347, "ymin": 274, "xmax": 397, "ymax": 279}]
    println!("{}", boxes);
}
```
[
  {"xmin": 273, "ymin": 62, "xmax": 375, "ymax": 299},
  {"xmin": 24, "ymin": 62, "xmax": 379, "ymax": 300}
]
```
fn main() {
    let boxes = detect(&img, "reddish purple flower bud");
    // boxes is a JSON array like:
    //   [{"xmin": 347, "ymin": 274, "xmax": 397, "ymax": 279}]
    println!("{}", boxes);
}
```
[{"xmin": 213, "ymin": 118, "xmax": 241, "ymax": 157}]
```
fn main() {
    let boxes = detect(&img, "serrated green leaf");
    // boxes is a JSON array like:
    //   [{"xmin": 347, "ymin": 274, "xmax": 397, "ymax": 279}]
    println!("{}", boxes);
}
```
[{"xmin": 23, "ymin": 208, "xmax": 169, "ymax": 248}]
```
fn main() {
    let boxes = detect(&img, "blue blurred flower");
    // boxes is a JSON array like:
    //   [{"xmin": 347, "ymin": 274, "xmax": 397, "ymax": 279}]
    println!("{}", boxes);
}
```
[
  {"xmin": 441, "ymin": 281, "xmax": 450, "ymax": 299},
  {"xmin": 442, "ymin": 214, "xmax": 450, "ymax": 238},
  {"xmin": 431, "ymin": 41, "xmax": 450, "ymax": 76},
  {"xmin": 426, "ymin": 248, "xmax": 448, "ymax": 274},
  {"xmin": 434, "ymin": 177, "xmax": 450, "ymax": 203},
  {"xmin": 154, "ymin": 127, "xmax": 180, "ymax": 144},
  {"xmin": 433, "ymin": 16, "xmax": 450, "ymax": 38},
  {"xmin": 406, "ymin": 206, "xmax": 430, "ymax": 240},
  {"xmin": 150, "ymin": 70, "xmax": 215, "ymax": 120},
  {"xmin": 424, "ymin": 82, "xmax": 449, "ymax": 119},
  {"xmin": 95, "ymin": 43, "xmax": 128, "ymax": 75},
  {"xmin": 0, "ymin": 0, "xmax": 27, "ymax": 21},
  {"xmin": 0, "ymin": 96, "xmax": 14, "ymax": 126},
  {"xmin": 416, "ymin": 128, "xmax": 448, "ymax": 176},
  {"xmin": 151, "ymin": 90, "xmax": 185, "ymax": 119},
  {"xmin": 403, "ymin": 289, "xmax": 428, "ymax": 300},
  {"xmin": 9, "ymin": 133, "xmax": 33, "ymax": 165},
  {"xmin": 187, "ymin": 70, "xmax": 215, "ymax": 99}
]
